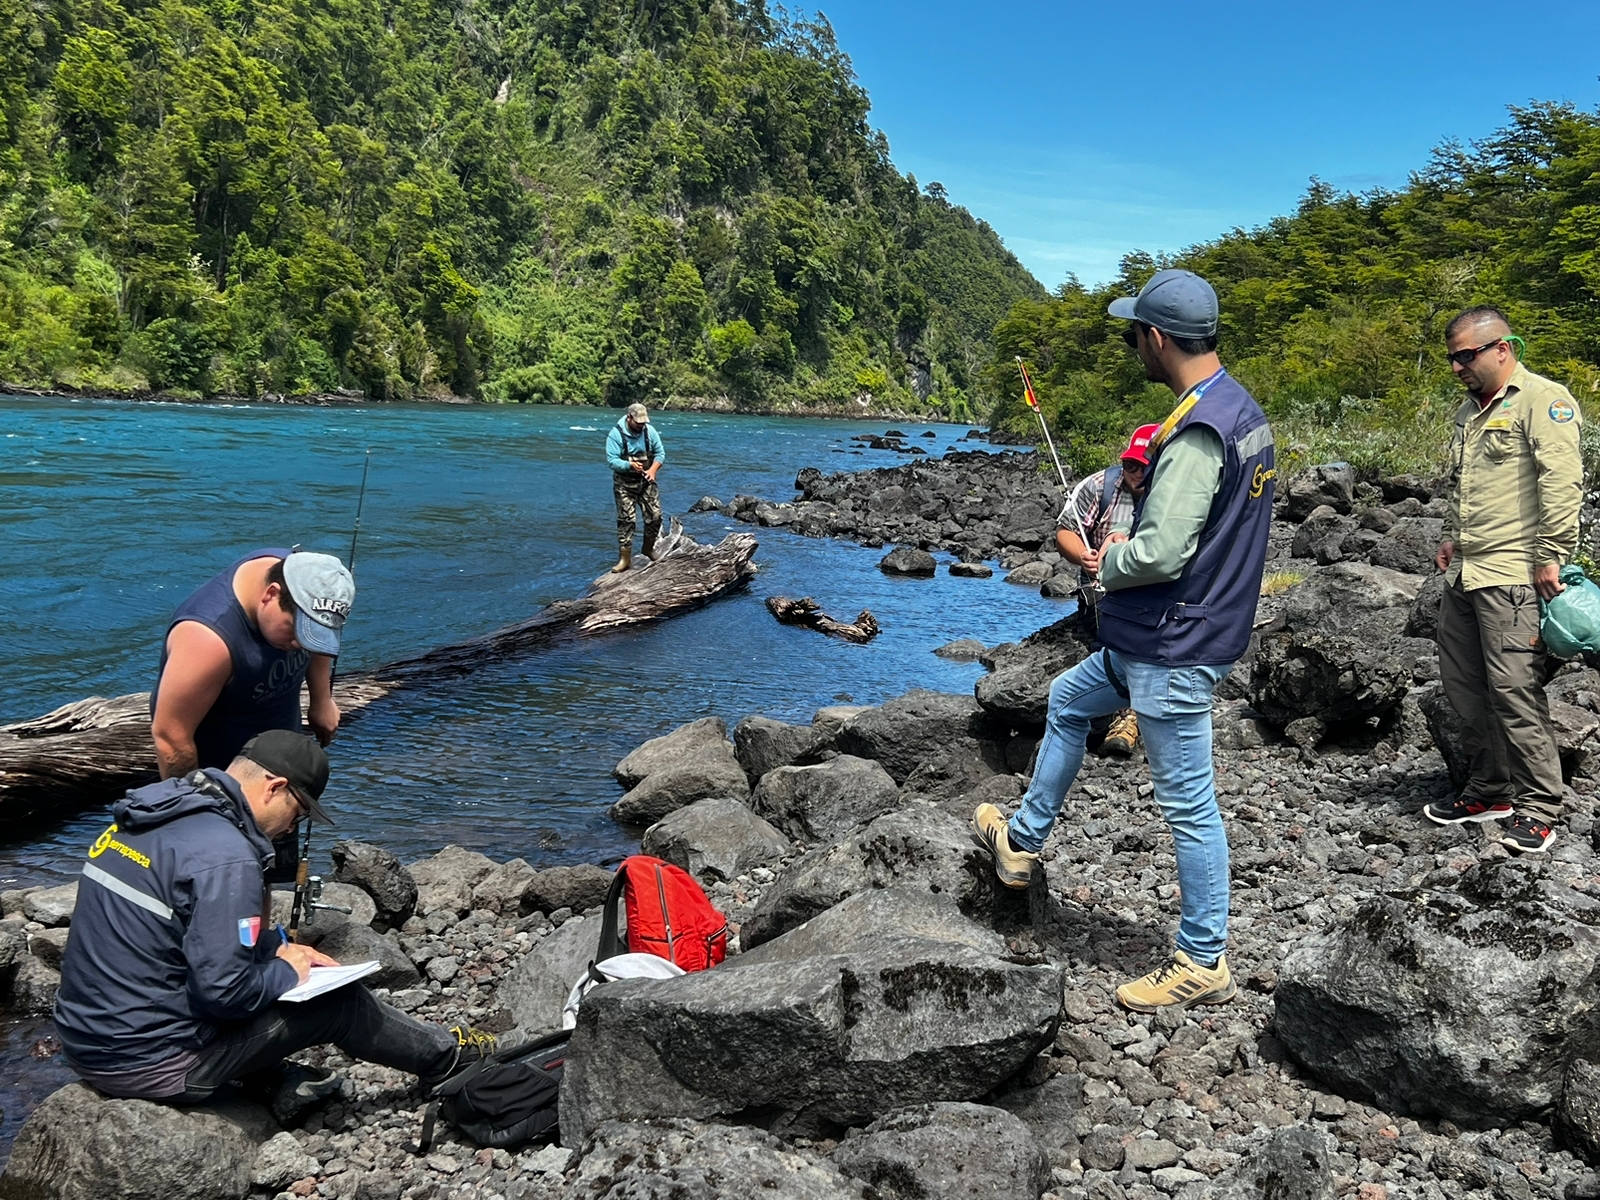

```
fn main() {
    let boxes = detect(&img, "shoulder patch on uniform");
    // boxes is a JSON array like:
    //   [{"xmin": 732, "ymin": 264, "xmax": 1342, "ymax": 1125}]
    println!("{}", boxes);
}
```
[
  {"xmin": 1550, "ymin": 400, "xmax": 1576, "ymax": 424},
  {"xmin": 238, "ymin": 916, "xmax": 261, "ymax": 947}
]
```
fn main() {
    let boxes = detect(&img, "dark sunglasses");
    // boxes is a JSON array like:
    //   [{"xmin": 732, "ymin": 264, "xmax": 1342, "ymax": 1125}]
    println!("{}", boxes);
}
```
[
  {"xmin": 1121, "ymin": 460, "xmax": 1147, "ymax": 474},
  {"xmin": 1121, "ymin": 325, "xmax": 1142, "ymax": 348},
  {"xmin": 1447, "ymin": 338, "xmax": 1504, "ymax": 367}
]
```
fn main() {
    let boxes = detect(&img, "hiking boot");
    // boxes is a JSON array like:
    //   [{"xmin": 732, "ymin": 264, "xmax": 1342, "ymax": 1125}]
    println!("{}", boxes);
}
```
[
  {"xmin": 610, "ymin": 547, "xmax": 632, "ymax": 573},
  {"xmin": 1100, "ymin": 709, "xmax": 1139, "ymax": 758},
  {"xmin": 270, "ymin": 1063, "xmax": 342, "ymax": 1125},
  {"xmin": 1500, "ymin": 813, "xmax": 1556, "ymax": 854},
  {"xmin": 423, "ymin": 1026, "xmax": 535, "ymax": 1094},
  {"xmin": 969, "ymin": 803, "xmax": 1039, "ymax": 889},
  {"xmin": 1116, "ymin": 951, "xmax": 1237, "ymax": 1013},
  {"xmin": 1423, "ymin": 795, "xmax": 1513, "ymax": 825}
]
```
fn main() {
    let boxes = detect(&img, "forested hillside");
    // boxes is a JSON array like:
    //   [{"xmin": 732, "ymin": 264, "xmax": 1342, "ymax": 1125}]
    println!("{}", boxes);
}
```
[
  {"xmin": 0, "ymin": 0, "xmax": 1042, "ymax": 410},
  {"xmin": 992, "ymin": 103, "xmax": 1600, "ymax": 476}
]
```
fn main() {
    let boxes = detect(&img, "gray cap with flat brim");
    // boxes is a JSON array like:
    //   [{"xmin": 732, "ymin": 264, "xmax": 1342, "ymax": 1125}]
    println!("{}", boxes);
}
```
[
  {"xmin": 282, "ymin": 552, "xmax": 354, "ymax": 657},
  {"xmin": 1108, "ymin": 268, "xmax": 1219, "ymax": 339}
]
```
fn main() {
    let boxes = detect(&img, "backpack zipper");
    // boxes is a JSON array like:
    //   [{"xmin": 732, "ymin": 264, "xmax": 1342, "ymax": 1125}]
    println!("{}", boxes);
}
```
[{"xmin": 653, "ymin": 864, "xmax": 677, "ymax": 964}]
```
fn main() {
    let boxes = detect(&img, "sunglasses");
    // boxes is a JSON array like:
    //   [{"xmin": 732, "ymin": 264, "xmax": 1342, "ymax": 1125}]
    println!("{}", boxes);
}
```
[
  {"xmin": 1121, "ymin": 460, "xmax": 1147, "ymax": 473},
  {"xmin": 1121, "ymin": 326, "xmax": 1142, "ymax": 349},
  {"xmin": 1447, "ymin": 338, "xmax": 1504, "ymax": 367}
]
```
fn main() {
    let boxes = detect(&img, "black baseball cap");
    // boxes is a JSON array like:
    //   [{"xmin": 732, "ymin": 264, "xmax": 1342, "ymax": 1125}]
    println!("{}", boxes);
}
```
[{"xmin": 240, "ymin": 730, "xmax": 334, "ymax": 824}]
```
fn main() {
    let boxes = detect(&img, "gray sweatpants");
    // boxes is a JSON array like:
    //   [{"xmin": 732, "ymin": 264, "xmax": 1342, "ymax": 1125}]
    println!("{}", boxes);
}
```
[{"xmin": 1437, "ymin": 579, "xmax": 1563, "ymax": 822}]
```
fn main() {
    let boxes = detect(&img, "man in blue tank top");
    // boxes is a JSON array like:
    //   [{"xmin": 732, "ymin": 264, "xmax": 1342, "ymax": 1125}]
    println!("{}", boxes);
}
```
[
  {"xmin": 151, "ymin": 550, "xmax": 356, "ymax": 779},
  {"xmin": 972, "ymin": 269, "xmax": 1276, "ymax": 1013}
]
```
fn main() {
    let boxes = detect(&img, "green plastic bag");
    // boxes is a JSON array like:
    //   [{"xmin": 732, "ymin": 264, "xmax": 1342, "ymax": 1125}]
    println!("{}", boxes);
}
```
[{"xmin": 1540, "ymin": 565, "xmax": 1600, "ymax": 658}]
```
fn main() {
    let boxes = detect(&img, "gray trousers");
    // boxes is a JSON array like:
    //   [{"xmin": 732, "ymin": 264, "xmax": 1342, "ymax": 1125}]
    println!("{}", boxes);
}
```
[{"xmin": 1437, "ymin": 579, "xmax": 1563, "ymax": 822}]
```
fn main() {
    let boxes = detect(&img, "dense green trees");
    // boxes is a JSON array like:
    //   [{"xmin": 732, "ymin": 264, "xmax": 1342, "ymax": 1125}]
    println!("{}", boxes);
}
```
[
  {"xmin": 992, "ymin": 103, "xmax": 1600, "ymax": 477},
  {"xmin": 0, "ymin": 0, "xmax": 1042, "ymax": 410}
]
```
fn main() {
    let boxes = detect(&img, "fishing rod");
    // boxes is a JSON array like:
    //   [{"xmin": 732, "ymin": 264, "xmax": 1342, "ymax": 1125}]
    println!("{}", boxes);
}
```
[
  {"xmin": 1015, "ymin": 358, "xmax": 1071, "ymax": 493},
  {"xmin": 288, "ymin": 450, "xmax": 369, "ymax": 943}
]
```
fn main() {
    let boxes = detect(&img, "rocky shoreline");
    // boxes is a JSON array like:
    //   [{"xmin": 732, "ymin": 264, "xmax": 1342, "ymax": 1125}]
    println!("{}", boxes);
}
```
[{"xmin": 6, "ymin": 457, "xmax": 1600, "ymax": 1200}]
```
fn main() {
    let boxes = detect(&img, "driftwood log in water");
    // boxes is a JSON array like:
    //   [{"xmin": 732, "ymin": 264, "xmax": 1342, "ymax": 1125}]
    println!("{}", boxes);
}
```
[
  {"xmin": 0, "ymin": 520, "xmax": 757, "ymax": 829},
  {"xmin": 765, "ymin": 596, "xmax": 880, "ymax": 643}
]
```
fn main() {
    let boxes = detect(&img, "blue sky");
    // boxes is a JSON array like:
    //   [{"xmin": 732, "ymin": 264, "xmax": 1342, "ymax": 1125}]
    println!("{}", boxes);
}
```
[{"xmin": 817, "ymin": 0, "xmax": 1600, "ymax": 288}]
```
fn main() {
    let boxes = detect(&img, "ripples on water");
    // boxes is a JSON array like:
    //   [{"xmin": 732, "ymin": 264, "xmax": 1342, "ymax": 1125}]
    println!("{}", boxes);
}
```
[{"xmin": 1, "ymin": 398, "xmax": 1066, "ymax": 884}]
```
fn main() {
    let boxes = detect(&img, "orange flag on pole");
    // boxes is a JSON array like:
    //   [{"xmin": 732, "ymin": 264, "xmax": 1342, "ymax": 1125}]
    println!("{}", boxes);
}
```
[{"xmin": 1016, "ymin": 358, "xmax": 1040, "ymax": 410}]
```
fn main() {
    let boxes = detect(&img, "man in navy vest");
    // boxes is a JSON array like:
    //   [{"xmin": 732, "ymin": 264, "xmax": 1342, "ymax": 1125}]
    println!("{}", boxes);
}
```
[
  {"xmin": 973, "ymin": 269, "xmax": 1276, "ymax": 1012},
  {"xmin": 151, "ymin": 550, "xmax": 355, "ymax": 780}
]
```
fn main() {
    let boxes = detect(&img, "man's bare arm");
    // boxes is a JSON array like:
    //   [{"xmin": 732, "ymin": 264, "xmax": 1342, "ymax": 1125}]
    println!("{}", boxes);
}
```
[
  {"xmin": 152, "ymin": 622, "xmax": 232, "ymax": 778},
  {"xmin": 305, "ymin": 654, "xmax": 340, "ymax": 746}
]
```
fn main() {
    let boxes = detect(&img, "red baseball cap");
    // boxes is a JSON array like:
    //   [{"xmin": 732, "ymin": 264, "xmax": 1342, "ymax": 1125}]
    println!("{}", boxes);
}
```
[{"xmin": 1121, "ymin": 424, "xmax": 1160, "ymax": 467}]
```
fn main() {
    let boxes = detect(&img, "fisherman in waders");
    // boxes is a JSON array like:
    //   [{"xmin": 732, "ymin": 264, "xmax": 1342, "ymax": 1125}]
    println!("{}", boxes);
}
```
[
  {"xmin": 1056, "ymin": 423, "xmax": 1160, "ymax": 758},
  {"xmin": 607, "ymin": 402, "xmax": 666, "ymax": 572},
  {"xmin": 151, "ymin": 549, "xmax": 354, "ymax": 777},
  {"xmin": 972, "ymin": 269, "xmax": 1275, "ymax": 1012}
]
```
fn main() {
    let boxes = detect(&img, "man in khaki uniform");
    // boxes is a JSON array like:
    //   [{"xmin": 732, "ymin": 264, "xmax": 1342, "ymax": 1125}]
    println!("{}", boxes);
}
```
[{"xmin": 1425, "ymin": 305, "xmax": 1584, "ymax": 852}]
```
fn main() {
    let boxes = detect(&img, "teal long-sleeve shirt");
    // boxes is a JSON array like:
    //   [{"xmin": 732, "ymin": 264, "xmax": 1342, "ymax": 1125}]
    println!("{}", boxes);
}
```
[
  {"xmin": 605, "ymin": 419, "xmax": 666, "ymax": 474},
  {"xmin": 1099, "ymin": 426, "xmax": 1226, "ymax": 591}
]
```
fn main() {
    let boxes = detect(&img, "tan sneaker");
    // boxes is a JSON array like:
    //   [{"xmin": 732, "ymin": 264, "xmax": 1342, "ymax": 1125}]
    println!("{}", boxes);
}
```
[
  {"xmin": 969, "ymin": 803, "xmax": 1039, "ymax": 889},
  {"xmin": 1116, "ymin": 951, "xmax": 1237, "ymax": 1012},
  {"xmin": 1100, "ymin": 709, "xmax": 1139, "ymax": 757}
]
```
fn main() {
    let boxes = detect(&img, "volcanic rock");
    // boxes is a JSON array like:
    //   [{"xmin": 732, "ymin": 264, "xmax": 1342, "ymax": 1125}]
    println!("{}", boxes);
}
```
[
  {"xmin": 610, "ymin": 753, "xmax": 752, "ymax": 825},
  {"xmin": 834, "ymin": 690, "xmax": 1003, "ymax": 785},
  {"xmin": 1283, "ymin": 462, "xmax": 1355, "ymax": 520},
  {"xmin": 829, "ymin": 1102, "xmax": 1051, "ymax": 1200},
  {"xmin": 522, "ymin": 864, "xmax": 614, "ymax": 917},
  {"xmin": 879, "ymin": 546, "xmax": 937, "ymax": 576},
  {"xmin": 331, "ymin": 841, "xmax": 418, "ymax": 929},
  {"xmin": 734, "ymin": 715, "xmax": 823, "ymax": 784},
  {"xmin": 613, "ymin": 716, "xmax": 734, "ymax": 789},
  {"xmin": 641, "ymin": 796, "xmax": 791, "ymax": 884},
  {"xmin": 750, "ymin": 755, "xmax": 902, "ymax": 844}
]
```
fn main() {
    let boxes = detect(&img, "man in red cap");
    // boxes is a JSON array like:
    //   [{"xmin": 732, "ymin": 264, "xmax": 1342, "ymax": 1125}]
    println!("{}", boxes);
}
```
[{"xmin": 1056, "ymin": 423, "xmax": 1160, "ymax": 756}]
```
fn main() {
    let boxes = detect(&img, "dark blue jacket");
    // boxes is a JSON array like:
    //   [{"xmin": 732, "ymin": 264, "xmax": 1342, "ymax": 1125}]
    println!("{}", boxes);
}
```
[
  {"xmin": 54, "ymin": 770, "xmax": 298, "ymax": 1075},
  {"xmin": 151, "ymin": 548, "xmax": 310, "ymax": 769},
  {"xmin": 1097, "ymin": 374, "xmax": 1276, "ymax": 666}
]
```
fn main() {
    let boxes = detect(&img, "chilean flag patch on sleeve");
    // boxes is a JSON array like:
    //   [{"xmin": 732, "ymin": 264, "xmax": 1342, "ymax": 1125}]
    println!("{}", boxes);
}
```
[{"xmin": 238, "ymin": 916, "xmax": 261, "ymax": 947}]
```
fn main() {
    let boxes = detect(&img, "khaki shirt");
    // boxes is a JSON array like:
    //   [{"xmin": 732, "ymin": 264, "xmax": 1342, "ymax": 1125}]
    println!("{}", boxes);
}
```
[{"xmin": 1444, "ymin": 362, "xmax": 1583, "ymax": 591}]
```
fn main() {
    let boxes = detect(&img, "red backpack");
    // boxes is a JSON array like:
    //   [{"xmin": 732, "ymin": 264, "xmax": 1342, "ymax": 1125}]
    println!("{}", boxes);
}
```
[{"xmin": 596, "ymin": 855, "xmax": 728, "ymax": 972}]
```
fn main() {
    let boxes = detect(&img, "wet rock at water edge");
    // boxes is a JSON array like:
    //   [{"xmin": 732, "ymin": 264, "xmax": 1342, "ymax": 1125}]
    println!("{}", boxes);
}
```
[
  {"xmin": 688, "ymin": 494, "xmax": 724, "ymax": 512},
  {"xmin": 829, "ymin": 1102, "xmax": 1051, "ymax": 1200},
  {"xmin": 878, "ymin": 545, "xmax": 937, "ymax": 576},
  {"xmin": 1004, "ymin": 561, "xmax": 1052, "ymax": 587},
  {"xmin": 609, "ymin": 753, "xmax": 752, "ymax": 825},
  {"xmin": 23, "ymin": 882, "xmax": 78, "ymax": 927},
  {"xmin": 641, "ymin": 796, "xmax": 791, "ymax": 884},
  {"xmin": 734, "ymin": 714, "xmax": 824, "ymax": 783},
  {"xmin": 934, "ymin": 638, "xmax": 988, "ymax": 661},
  {"xmin": 613, "ymin": 716, "xmax": 735, "ymax": 789},
  {"xmin": 1, "ymin": 1082, "xmax": 276, "ymax": 1200},
  {"xmin": 330, "ymin": 841, "xmax": 417, "ymax": 929},
  {"xmin": 948, "ymin": 561, "xmax": 993, "ymax": 578}
]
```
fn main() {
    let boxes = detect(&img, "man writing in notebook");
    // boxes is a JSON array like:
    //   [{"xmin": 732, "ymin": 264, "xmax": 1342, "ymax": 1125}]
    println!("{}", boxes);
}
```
[{"xmin": 54, "ymin": 731, "xmax": 522, "ymax": 1115}]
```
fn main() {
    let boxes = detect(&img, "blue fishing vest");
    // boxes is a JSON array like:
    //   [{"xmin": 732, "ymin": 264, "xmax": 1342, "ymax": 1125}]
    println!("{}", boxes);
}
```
[
  {"xmin": 151, "ymin": 548, "xmax": 309, "ymax": 768},
  {"xmin": 1097, "ymin": 373, "xmax": 1276, "ymax": 667}
]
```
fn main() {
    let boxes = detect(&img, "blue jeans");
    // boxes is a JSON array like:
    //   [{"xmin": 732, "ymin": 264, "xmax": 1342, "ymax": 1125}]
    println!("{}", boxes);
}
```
[{"xmin": 1008, "ymin": 649, "xmax": 1233, "ymax": 965}]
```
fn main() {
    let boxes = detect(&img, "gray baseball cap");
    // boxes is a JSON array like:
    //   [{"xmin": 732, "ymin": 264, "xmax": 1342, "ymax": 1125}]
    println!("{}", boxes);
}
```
[
  {"xmin": 282, "ymin": 552, "xmax": 354, "ymax": 657},
  {"xmin": 1108, "ymin": 269, "xmax": 1219, "ymax": 339},
  {"xmin": 626, "ymin": 402, "xmax": 649, "ymax": 423}
]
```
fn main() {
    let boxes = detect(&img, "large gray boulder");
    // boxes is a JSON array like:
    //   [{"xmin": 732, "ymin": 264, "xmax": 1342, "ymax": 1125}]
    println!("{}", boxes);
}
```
[
  {"xmin": 609, "ymin": 753, "xmax": 752, "ymax": 825},
  {"xmin": 407, "ymin": 845, "xmax": 497, "ymax": 917},
  {"xmin": 1290, "ymin": 505, "xmax": 1358, "ymax": 564},
  {"xmin": 559, "ymin": 937, "xmax": 1063, "ymax": 1144},
  {"xmin": 269, "ymin": 882, "xmax": 376, "ymax": 938},
  {"xmin": 879, "ymin": 545, "xmax": 937, "ymax": 576},
  {"xmin": 330, "ymin": 841, "xmax": 417, "ymax": 929},
  {"xmin": 733, "ymin": 887, "xmax": 1006, "ymax": 969},
  {"xmin": 9, "ymin": 954, "xmax": 61, "ymax": 1013},
  {"xmin": 24, "ymin": 882, "xmax": 79, "ymax": 927},
  {"xmin": 1283, "ymin": 462, "xmax": 1355, "ymax": 521},
  {"xmin": 734, "ymin": 715, "xmax": 823, "ymax": 784},
  {"xmin": 1368, "ymin": 516, "xmax": 1445, "ymax": 575},
  {"xmin": 496, "ymin": 914, "xmax": 599, "ymax": 1032},
  {"xmin": 641, "ymin": 797, "xmax": 791, "ymax": 885},
  {"xmin": 1276, "ymin": 858, "xmax": 1600, "ymax": 1124},
  {"xmin": 975, "ymin": 617, "xmax": 1092, "ymax": 731},
  {"xmin": 830, "ymin": 1102, "xmax": 1052, "ymax": 1200},
  {"xmin": 523, "ymin": 865, "xmax": 614, "ymax": 917},
  {"xmin": 741, "ymin": 807, "xmax": 1030, "ymax": 948},
  {"xmin": 1205, "ymin": 1125, "xmax": 1338, "ymax": 1200},
  {"xmin": 1557, "ymin": 1058, "xmax": 1600, "ymax": 1165},
  {"xmin": 613, "ymin": 716, "xmax": 733, "ymax": 788},
  {"xmin": 835, "ymin": 690, "xmax": 1003, "ymax": 785},
  {"xmin": 566, "ymin": 1120, "xmax": 870, "ymax": 1199},
  {"xmin": 1282, "ymin": 561, "xmax": 1420, "ymax": 640},
  {"xmin": 751, "ymin": 755, "xmax": 902, "ymax": 844},
  {"xmin": 1, "ymin": 1082, "xmax": 276, "ymax": 1200},
  {"xmin": 1249, "ymin": 629, "xmax": 1412, "ymax": 733},
  {"xmin": 1405, "ymin": 572, "xmax": 1447, "ymax": 639}
]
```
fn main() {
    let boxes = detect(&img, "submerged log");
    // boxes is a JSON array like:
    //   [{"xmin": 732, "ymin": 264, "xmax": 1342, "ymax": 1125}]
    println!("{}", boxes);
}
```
[
  {"xmin": 765, "ymin": 595, "xmax": 880, "ymax": 644},
  {"xmin": 0, "ymin": 520, "xmax": 757, "ymax": 830}
]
